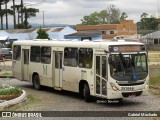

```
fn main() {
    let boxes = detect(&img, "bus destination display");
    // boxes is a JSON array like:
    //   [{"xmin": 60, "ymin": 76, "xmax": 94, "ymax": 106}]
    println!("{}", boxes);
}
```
[{"xmin": 109, "ymin": 45, "xmax": 145, "ymax": 52}]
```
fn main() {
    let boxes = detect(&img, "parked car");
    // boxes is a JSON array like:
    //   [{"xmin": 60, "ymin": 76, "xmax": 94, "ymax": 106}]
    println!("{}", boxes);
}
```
[{"xmin": 0, "ymin": 48, "xmax": 12, "ymax": 59}]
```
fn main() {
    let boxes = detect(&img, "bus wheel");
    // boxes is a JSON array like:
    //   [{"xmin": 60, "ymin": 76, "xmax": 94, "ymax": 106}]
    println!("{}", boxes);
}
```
[
  {"xmin": 33, "ymin": 75, "xmax": 41, "ymax": 90},
  {"xmin": 83, "ymin": 84, "xmax": 90, "ymax": 102}
]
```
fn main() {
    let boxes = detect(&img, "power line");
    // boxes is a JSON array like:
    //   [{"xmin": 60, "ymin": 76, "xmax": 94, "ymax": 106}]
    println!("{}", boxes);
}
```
[{"xmin": 23, "ymin": 0, "xmax": 46, "ymax": 7}]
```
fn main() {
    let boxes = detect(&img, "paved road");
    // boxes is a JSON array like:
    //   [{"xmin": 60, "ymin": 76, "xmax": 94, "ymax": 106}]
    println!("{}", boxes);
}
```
[{"xmin": 0, "ymin": 78, "xmax": 160, "ymax": 120}]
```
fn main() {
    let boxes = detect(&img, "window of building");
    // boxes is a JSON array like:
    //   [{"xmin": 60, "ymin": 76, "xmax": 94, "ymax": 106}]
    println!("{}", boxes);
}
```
[
  {"xmin": 41, "ymin": 47, "xmax": 51, "ymax": 64},
  {"xmin": 102, "ymin": 31, "xmax": 106, "ymax": 35},
  {"xmin": 110, "ymin": 31, "xmax": 114, "ymax": 34},
  {"xmin": 64, "ymin": 48, "xmax": 78, "ymax": 67},
  {"xmin": 79, "ymin": 48, "xmax": 93, "ymax": 68},
  {"xmin": 30, "ymin": 46, "xmax": 40, "ymax": 62},
  {"xmin": 13, "ymin": 45, "xmax": 21, "ymax": 61},
  {"xmin": 154, "ymin": 39, "xmax": 159, "ymax": 44}
]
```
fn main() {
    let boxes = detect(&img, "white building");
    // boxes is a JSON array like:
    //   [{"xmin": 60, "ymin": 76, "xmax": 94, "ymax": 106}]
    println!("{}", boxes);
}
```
[
  {"xmin": 141, "ymin": 31, "xmax": 160, "ymax": 44},
  {"xmin": 0, "ymin": 26, "xmax": 77, "ymax": 41}
]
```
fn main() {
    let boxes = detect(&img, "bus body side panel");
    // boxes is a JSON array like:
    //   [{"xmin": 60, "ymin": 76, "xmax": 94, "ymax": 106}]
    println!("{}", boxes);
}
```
[
  {"xmin": 29, "ymin": 62, "xmax": 53, "ymax": 87},
  {"xmin": 12, "ymin": 58, "xmax": 22, "ymax": 80},
  {"xmin": 62, "ymin": 67, "xmax": 80, "ymax": 92},
  {"xmin": 12, "ymin": 45, "xmax": 22, "ymax": 80}
]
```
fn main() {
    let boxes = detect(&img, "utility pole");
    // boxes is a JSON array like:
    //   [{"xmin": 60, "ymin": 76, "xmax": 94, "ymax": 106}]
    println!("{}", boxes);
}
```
[{"xmin": 42, "ymin": 11, "xmax": 44, "ymax": 28}]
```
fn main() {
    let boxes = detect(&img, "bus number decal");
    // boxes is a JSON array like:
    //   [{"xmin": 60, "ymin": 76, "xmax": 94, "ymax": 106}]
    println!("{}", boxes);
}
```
[{"xmin": 43, "ymin": 65, "xmax": 47, "ymax": 75}]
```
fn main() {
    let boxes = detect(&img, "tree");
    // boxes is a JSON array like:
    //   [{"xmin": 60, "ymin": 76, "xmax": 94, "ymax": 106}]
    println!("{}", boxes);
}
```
[
  {"xmin": 120, "ymin": 12, "xmax": 128, "ymax": 21},
  {"xmin": 36, "ymin": 27, "xmax": 49, "ymax": 39},
  {"xmin": 80, "ymin": 4, "xmax": 121, "ymax": 25},
  {"xmin": 106, "ymin": 4, "xmax": 121, "ymax": 24},
  {"xmin": 4, "ymin": 0, "xmax": 12, "ymax": 30},
  {"xmin": 16, "ymin": 21, "xmax": 31, "ymax": 29},
  {"xmin": 12, "ymin": 0, "xmax": 16, "ymax": 29},
  {"xmin": 141, "ymin": 12, "xmax": 148, "ymax": 19},
  {"xmin": 138, "ymin": 13, "xmax": 158, "ymax": 30},
  {"xmin": 81, "ymin": 12, "xmax": 100, "ymax": 25},
  {"xmin": 21, "ymin": 7, "xmax": 39, "ymax": 29},
  {"xmin": 0, "ymin": 0, "xmax": 5, "ymax": 29}
]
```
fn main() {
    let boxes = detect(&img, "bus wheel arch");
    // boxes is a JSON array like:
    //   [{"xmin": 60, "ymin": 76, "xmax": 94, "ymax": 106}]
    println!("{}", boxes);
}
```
[
  {"xmin": 32, "ymin": 73, "xmax": 41, "ymax": 90},
  {"xmin": 79, "ymin": 80, "xmax": 91, "ymax": 102}
]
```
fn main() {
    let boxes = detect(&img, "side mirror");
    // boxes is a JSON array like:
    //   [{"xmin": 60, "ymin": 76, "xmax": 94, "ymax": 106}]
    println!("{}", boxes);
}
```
[{"xmin": 108, "ymin": 56, "xmax": 112, "ymax": 65}]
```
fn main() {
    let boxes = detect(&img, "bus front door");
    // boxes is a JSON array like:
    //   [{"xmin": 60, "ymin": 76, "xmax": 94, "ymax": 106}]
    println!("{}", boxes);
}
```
[
  {"xmin": 95, "ymin": 55, "xmax": 107, "ymax": 97},
  {"xmin": 54, "ymin": 52, "xmax": 63, "ymax": 88},
  {"xmin": 23, "ymin": 49, "xmax": 29, "ymax": 81}
]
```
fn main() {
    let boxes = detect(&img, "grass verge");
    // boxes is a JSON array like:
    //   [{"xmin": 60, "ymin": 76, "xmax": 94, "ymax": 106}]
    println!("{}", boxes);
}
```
[
  {"xmin": 149, "ymin": 74, "xmax": 160, "ymax": 87},
  {"xmin": 9, "ymin": 94, "xmax": 38, "ymax": 111},
  {"xmin": 0, "ymin": 71, "xmax": 12, "ymax": 77}
]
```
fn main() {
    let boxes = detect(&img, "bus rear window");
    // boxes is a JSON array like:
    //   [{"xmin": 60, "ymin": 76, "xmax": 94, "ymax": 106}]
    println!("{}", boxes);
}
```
[{"xmin": 13, "ymin": 45, "xmax": 21, "ymax": 61}]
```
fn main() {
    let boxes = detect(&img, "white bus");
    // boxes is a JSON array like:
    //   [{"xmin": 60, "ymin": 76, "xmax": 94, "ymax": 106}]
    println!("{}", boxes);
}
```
[{"xmin": 12, "ymin": 40, "xmax": 149, "ymax": 102}]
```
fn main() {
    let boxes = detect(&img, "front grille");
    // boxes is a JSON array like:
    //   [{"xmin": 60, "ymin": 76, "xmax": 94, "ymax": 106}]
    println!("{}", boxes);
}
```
[
  {"xmin": 118, "ymin": 82, "xmax": 145, "ymax": 86},
  {"xmin": 122, "ymin": 91, "xmax": 143, "ymax": 97}
]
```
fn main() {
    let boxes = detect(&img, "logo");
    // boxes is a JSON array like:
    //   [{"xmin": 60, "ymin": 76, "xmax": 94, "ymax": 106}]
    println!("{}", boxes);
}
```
[
  {"xmin": 2, "ymin": 112, "xmax": 11, "ymax": 117},
  {"xmin": 113, "ymin": 47, "xmax": 118, "ymax": 51},
  {"xmin": 132, "ymin": 74, "xmax": 137, "ymax": 80}
]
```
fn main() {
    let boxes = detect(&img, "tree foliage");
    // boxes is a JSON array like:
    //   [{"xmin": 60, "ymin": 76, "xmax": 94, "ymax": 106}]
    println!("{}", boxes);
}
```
[
  {"xmin": 16, "ymin": 20, "xmax": 31, "ymax": 29},
  {"xmin": 20, "ymin": 7, "xmax": 39, "ymax": 29},
  {"xmin": 120, "ymin": 12, "xmax": 128, "ymax": 21},
  {"xmin": 80, "ymin": 4, "xmax": 124, "ymax": 25},
  {"xmin": 36, "ymin": 27, "xmax": 49, "ymax": 39},
  {"xmin": 137, "ymin": 13, "xmax": 158, "ymax": 31}
]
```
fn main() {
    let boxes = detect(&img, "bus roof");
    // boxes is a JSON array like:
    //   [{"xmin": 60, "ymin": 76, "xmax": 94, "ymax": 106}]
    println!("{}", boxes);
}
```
[{"xmin": 13, "ymin": 40, "xmax": 144, "ymax": 50}]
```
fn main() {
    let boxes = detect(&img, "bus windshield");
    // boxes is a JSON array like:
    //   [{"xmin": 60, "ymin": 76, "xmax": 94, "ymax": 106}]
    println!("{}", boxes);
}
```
[{"xmin": 109, "ymin": 53, "xmax": 148, "ymax": 81}]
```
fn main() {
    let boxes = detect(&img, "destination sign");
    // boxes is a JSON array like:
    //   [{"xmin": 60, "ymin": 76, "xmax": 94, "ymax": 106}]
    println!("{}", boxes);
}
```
[{"xmin": 109, "ymin": 45, "xmax": 145, "ymax": 52}]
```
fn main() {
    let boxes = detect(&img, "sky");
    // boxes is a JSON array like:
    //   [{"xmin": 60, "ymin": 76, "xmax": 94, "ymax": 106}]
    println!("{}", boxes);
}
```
[{"xmin": 4, "ymin": 0, "xmax": 160, "ymax": 26}]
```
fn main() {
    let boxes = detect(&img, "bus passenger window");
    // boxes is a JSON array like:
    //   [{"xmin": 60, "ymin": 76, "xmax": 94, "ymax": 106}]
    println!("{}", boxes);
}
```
[
  {"xmin": 79, "ymin": 48, "xmax": 93, "ymax": 69},
  {"xmin": 41, "ymin": 47, "xmax": 51, "ymax": 64},
  {"xmin": 13, "ymin": 45, "xmax": 21, "ymax": 61},
  {"xmin": 30, "ymin": 46, "xmax": 40, "ymax": 63},
  {"xmin": 64, "ymin": 48, "xmax": 78, "ymax": 67}
]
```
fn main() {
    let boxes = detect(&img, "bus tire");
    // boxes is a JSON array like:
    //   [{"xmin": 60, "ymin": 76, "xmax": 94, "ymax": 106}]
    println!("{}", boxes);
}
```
[
  {"xmin": 33, "ymin": 74, "xmax": 41, "ymax": 90},
  {"xmin": 83, "ymin": 84, "xmax": 90, "ymax": 102}
]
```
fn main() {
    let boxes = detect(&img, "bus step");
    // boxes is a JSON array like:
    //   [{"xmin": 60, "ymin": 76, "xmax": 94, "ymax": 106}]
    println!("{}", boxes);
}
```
[{"xmin": 54, "ymin": 87, "xmax": 62, "ymax": 91}]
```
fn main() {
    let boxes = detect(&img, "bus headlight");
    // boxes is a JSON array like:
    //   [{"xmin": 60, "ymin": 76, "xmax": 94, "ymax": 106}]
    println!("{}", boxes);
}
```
[{"xmin": 110, "ymin": 83, "xmax": 119, "ymax": 91}]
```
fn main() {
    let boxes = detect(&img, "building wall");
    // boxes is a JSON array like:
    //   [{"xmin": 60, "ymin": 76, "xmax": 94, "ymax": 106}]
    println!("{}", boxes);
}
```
[
  {"xmin": 59, "ymin": 26, "xmax": 77, "ymax": 39},
  {"xmin": 76, "ymin": 20, "xmax": 137, "ymax": 39},
  {"xmin": 8, "ymin": 33, "xmax": 36, "ymax": 40}
]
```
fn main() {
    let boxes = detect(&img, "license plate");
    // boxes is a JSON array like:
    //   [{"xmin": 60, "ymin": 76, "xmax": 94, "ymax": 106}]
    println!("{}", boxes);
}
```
[{"xmin": 121, "ymin": 87, "xmax": 134, "ymax": 91}]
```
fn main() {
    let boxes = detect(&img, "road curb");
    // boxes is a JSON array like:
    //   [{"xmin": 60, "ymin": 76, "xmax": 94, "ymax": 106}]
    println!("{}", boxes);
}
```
[
  {"xmin": 0, "ymin": 76, "xmax": 14, "ymax": 78},
  {"xmin": 0, "ymin": 90, "xmax": 27, "ymax": 110}
]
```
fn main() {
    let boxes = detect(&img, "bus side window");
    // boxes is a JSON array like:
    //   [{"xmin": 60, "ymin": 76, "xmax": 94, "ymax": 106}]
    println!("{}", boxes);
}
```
[
  {"xmin": 30, "ymin": 46, "xmax": 40, "ymax": 63},
  {"xmin": 13, "ymin": 45, "xmax": 21, "ymax": 61},
  {"xmin": 41, "ymin": 47, "xmax": 51, "ymax": 64},
  {"xmin": 79, "ymin": 48, "xmax": 93, "ymax": 69},
  {"xmin": 64, "ymin": 47, "xmax": 78, "ymax": 67}
]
